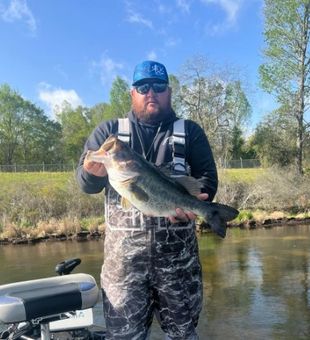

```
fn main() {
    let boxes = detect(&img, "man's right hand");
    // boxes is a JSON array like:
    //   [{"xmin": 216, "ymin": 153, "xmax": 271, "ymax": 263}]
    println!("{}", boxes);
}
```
[{"xmin": 83, "ymin": 151, "xmax": 108, "ymax": 177}]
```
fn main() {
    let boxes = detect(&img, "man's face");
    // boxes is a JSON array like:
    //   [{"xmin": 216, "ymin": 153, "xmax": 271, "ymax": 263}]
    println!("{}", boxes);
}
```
[{"xmin": 131, "ymin": 81, "xmax": 172, "ymax": 122}]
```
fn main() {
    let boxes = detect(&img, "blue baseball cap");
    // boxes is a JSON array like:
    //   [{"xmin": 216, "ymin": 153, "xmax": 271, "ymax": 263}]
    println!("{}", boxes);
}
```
[{"xmin": 132, "ymin": 60, "xmax": 169, "ymax": 86}]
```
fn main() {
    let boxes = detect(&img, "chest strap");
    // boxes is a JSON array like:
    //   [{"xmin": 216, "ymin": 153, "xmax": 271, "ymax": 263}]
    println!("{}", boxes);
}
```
[
  {"xmin": 170, "ymin": 119, "xmax": 187, "ymax": 174},
  {"xmin": 117, "ymin": 118, "xmax": 130, "ymax": 143},
  {"xmin": 117, "ymin": 117, "xmax": 187, "ymax": 173}
]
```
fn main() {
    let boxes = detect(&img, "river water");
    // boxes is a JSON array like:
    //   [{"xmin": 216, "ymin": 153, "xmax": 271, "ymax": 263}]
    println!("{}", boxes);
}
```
[{"xmin": 0, "ymin": 224, "xmax": 310, "ymax": 339}]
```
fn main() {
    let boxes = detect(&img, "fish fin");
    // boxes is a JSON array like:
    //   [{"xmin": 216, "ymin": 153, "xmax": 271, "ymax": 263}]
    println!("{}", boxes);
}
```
[
  {"xmin": 172, "ymin": 176, "xmax": 204, "ymax": 196},
  {"xmin": 204, "ymin": 203, "xmax": 239, "ymax": 238},
  {"xmin": 121, "ymin": 197, "xmax": 132, "ymax": 211},
  {"xmin": 157, "ymin": 166, "xmax": 171, "ymax": 177},
  {"xmin": 129, "ymin": 183, "xmax": 149, "ymax": 202}
]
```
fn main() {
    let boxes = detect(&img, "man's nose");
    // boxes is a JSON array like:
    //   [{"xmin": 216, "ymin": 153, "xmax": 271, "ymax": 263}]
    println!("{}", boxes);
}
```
[{"xmin": 146, "ymin": 87, "xmax": 156, "ymax": 96}]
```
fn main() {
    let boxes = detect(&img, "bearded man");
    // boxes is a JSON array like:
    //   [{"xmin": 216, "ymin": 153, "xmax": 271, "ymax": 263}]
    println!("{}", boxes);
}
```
[{"xmin": 76, "ymin": 60, "xmax": 218, "ymax": 339}]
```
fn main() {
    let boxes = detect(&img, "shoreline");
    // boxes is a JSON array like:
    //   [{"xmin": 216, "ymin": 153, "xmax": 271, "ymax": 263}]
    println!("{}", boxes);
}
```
[{"xmin": 1, "ymin": 216, "xmax": 310, "ymax": 246}]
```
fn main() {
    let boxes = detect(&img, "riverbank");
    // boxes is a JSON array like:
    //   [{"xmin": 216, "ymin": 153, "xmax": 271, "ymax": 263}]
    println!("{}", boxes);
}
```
[
  {"xmin": 1, "ymin": 213, "xmax": 309, "ymax": 246},
  {"xmin": 0, "ymin": 169, "xmax": 309, "ymax": 245}
]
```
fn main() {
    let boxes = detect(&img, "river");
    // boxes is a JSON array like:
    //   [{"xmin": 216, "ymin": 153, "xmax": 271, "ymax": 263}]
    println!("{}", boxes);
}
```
[{"xmin": 1, "ymin": 224, "xmax": 310, "ymax": 339}]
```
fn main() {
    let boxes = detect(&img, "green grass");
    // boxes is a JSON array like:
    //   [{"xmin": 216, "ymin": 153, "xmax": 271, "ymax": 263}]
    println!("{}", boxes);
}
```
[
  {"xmin": 0, "ymin": 171, "xmax": 104, "ymax": 236},
  {"xmin": 0, "ymin": 172, "xmax": 73, "ymax": 190},
  {"xmin": 218, "ymin": 168, "xmax": 265, "ymax": 183},
  {"xmin": 0, "ymin": 169, "xmax": 261, "ymax": 191}
]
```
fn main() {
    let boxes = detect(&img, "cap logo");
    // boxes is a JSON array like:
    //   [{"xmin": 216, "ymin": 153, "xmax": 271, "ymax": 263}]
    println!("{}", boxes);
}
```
[{"xmin": 150, "ymin": 64, "xmax": 165, "ymax": 76}]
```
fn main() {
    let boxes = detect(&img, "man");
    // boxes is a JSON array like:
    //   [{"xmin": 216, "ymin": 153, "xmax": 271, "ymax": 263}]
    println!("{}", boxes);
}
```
[{"xmin": 76, "ymin": 60, "xmax": 218, "ymax": 339}]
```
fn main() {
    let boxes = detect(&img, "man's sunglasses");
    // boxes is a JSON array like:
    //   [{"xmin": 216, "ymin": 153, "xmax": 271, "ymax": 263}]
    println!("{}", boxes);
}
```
[{"xmin": 135, "ymin": 82, "xmax": 168, "ymax": 94}]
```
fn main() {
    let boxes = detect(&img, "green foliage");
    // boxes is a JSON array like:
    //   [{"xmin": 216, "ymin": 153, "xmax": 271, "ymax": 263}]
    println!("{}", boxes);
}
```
[
  {"xmin": 0, "ymin": 64, "xmax": 254, "ymax": 167},
  {"xmin": 106, "ymin": 76, "xmax": 131, "ymax": 118},
  {"xmin": 230, "ymin": 126, "xmax": 245, "ymax": 159},
  {"xmin": 169, "ymin": 74, "xmax": 182, "ymax": 117},
  {"xmin": 54, "ymin": 77, "xmax": 131, "ymax": 164},
  {"xmin": 252, "ymin": 110, "xmax": 297, "ymax": 167},
  {"xmin": 56, "ymin": 104, "xmax": 91, "ymax": 163},
  {"xmin": 259, "ymin": 0, "xmax": 310, "ymax": 174},
  {"xmin": 0, "ymin": 172, "xmax": 104, "ymax": 229},
  {"xmin": 235, "ymin": 210, "xmax": 254, "ymax": 222},
  {"xmin": 88, "ymin": 103, "xmax": 109, "ymax": 129},
  {"xmin": 0, "ymin": 84, "xmax": 63, "ymax": 165}
]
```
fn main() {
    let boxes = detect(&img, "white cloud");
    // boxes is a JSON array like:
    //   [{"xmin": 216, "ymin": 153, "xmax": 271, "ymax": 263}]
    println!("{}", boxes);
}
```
[
  {"xmin": 176, "ymin": 0, "xmax": 192, "ymax": 13},
  {"xmin": 38, "ymin": 83, "xmax": 84, "ymax": 118},
  {"xmin": 127, "ymin": 11, "xmax": 153, "ymax": 28},
  {"xmin": 165, "ymin": 37, "xmax": 181, "ymax": 47},
  {"xmin": 157, "ymin": 2, "xmax": 172, "ymax": 14},
  {"xmin": 125, "ymin": 1, "xmax": 153, "ymax": 29},
  {"xmin": 0, "ymin": 0, "xmax": 37, "ymax": 33},
  {"xmin": 201, "ymin": 0, "xmax": 244, "ymax": 34},
  {"xmin": 91, "ymin": 54, "xmax": 125, "ymax": 86},
  {"xmin": 204, "ymin": 0, "xmax": 242, "ymax": 24},
  {"xmin": 147, "ymin": 50, "xmax": 157, "ymax": 60}
]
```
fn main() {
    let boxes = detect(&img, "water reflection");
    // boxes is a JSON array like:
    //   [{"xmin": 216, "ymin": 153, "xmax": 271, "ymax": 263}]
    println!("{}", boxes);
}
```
[
  {"xmin": 197, "ymin": 225, "xmax": 310, "ymax": 339},
  {"xmin": 0, "ymin": 224, "xmax": 309, "ymax": 339}
]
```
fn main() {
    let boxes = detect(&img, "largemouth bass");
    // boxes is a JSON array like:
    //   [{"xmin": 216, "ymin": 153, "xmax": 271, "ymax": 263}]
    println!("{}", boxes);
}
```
[{"xmin": 87, "ymin": 135, "xmax": 239, "ymax": 237}]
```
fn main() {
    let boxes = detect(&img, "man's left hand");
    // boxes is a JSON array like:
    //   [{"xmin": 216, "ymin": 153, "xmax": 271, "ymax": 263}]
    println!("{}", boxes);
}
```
[{"xmin": 168, "ymin": 193, "xmax": 209, "ymax": 224}]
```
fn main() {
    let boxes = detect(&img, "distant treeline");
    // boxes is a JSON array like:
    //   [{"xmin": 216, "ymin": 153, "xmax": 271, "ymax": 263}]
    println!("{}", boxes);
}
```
[
  {"xmin": 1, "ymin": 8, "xmax": 310, "ymax": 174},
  {"xmin": 0, "ymin": 69, "xmax": 309, "ymax": 173},
  {"xmin": 1, "ymin": 2, "xmax": 310, "ymax": 173}
]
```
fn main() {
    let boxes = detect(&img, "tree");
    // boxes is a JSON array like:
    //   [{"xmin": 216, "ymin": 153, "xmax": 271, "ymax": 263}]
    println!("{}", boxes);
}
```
[
  {"xmin": 177, "ymin": 56, "xmax": 251, "ymax": 163},
  {"xmin": 0, "ymin": 84, "xmax": 62, "ymax": 165},
  {"xmin": 17, "ymin": 103, "xmax": 63, "ymax": 164},
  {"xmin": 105, "ymin": 76, "xmax": 131, "ymax": 119},
  {"xmin": 0, "ymin": 84, "xmax": 24, "ymax": 164},
  {"xmin": 252, "ymin": 110, "xmax": 297, "ymax": 167},
  {"xmin": 230, "ymin": 126, "xmax": 245, "ymax": 159},
  {"xmin": 169, "ymin": 74, "xmax": 183, "ymax": 117},
  {"xmin": 88, "ymin": 103, "xmax": 110, "ymax": 129},
  {"xmin": 259, "ymin": 0, "xmax": 310, "ymax": 174},
  {"xmin": 223, "ymin": 81, "xmax": 252, "ymax": 161},
  {"xmin": 57, "ymin": 103, "xmax": 91, "ymax": 163}
]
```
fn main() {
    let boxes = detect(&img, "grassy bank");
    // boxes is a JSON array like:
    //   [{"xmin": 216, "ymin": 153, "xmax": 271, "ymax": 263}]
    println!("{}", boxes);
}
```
[
  {"xmin": 0, "ymin": 172, "xmax": 105, "ymax": 239},
  {"xmin": 0, "ymin": 168, "xmax": 309, "ymax": 240}
]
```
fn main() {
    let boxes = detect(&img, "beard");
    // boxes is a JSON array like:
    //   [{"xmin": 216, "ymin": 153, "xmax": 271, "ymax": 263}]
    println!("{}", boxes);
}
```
[
  {"xmin": 133, "ymin": 106, "xmax": 172, "ymax": 124},
  {"xmin": 132, "ymin": 95, "xmax": 173, "ymax": 124}
]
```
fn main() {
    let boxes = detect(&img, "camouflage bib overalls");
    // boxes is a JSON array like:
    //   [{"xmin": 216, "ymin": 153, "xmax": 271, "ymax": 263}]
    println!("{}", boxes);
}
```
[{"xmin": 101, "ymin": 119, "xmax": 202, "ymax": 340}]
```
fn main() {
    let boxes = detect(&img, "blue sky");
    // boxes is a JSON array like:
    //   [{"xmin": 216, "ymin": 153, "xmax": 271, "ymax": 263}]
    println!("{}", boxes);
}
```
[{"xmin": 0, "ymin": 0, "xmax": 276, "ymax": 127}]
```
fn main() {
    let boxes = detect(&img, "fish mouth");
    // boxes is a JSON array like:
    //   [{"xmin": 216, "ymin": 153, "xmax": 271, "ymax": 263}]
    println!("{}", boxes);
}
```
[{"xmin": 102, "ymin": 135, "xmax": 118, "ymax": 152}]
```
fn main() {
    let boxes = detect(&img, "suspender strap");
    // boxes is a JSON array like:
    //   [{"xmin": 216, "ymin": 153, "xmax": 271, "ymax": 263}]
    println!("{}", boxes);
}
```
[
  {"xmin": 118, "ymin": 118, "xmax": 130, "ymax": 143},
  {"xmin": 171, "ymin": 119, "xmax": 186, "ymax": 173},
  {"xmin": 117, "ymin": 117, "xmax": 186, "ymax": 173}
]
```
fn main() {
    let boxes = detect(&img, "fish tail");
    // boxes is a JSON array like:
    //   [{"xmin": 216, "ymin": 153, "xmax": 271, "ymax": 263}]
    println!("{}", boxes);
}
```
[{"xmin": 202, "ymin": 202, "xmax": 239, "ymax": 238}]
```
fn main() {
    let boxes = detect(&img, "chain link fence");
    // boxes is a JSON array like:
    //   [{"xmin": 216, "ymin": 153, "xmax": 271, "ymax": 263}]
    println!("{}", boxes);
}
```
[
  {"xmin": 221, "ymin": 159, "xmax": 261, "ymax": 169},
  {"xmin": 0, "ymin": 159, "xmax": 261, "ymax": 172},
  {"xmin": 0, "ymin": 163, "xmax": 76, "ymax": 172}
]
